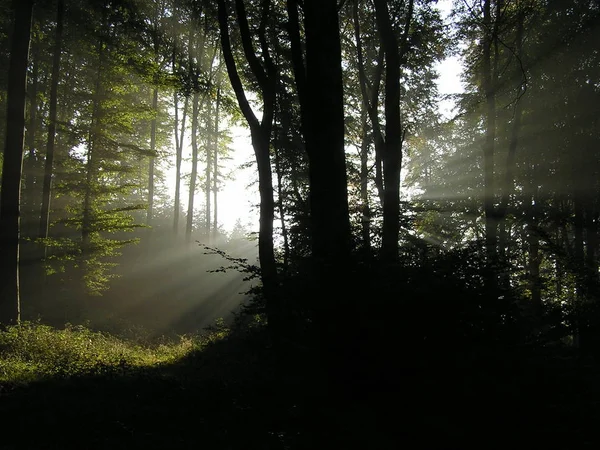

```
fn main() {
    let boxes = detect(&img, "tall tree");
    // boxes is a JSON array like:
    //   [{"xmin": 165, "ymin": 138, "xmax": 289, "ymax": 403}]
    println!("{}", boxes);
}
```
[
  {"xmin": 212, "ymin": 86, "xmax": 220, "ymax": 242},
  {"xmin": 373, "ymin": 0, "xmax": 412, "ymax": 262},
  {"xmin": 39, "ymin": 0, "xmax": 65, "ymax": 246},
  {"xmin": 217, "ymin": 0, "xmax": 279, "ymax": 327},
  {"xmin": 288, "ymin": 0, "xmax": 351, "ymax": 265},
  {"xmin": 0, "ymin": 0, "xmax": 34, "ymax": 324},
  {"xmin": 481, "ymin": 0, "xmax": 499, "ymax": 288},
  {"xmin": 186, "ymin": 87, "xmax": 200, "ymax": 242}
]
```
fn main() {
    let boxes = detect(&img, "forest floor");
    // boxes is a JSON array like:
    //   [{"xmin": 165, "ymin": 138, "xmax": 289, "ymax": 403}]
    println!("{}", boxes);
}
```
[{"xmin": 0, "ymin": 320, "xmax": 599, "ymax": 449}]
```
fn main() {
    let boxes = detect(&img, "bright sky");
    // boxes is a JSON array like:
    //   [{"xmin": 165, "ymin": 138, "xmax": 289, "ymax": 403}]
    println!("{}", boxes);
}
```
[{"xmin": 166, "ymin": 0, "xmax": 463, "ymax": 234}]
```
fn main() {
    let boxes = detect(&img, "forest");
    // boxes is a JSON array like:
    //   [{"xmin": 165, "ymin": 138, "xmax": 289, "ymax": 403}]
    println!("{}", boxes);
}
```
[{"xmin": 0, "ymin": 0, "xmax": 599, "ymax": 448}]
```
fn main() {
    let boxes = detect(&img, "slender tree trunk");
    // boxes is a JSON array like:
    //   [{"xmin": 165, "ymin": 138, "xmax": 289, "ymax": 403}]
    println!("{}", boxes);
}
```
[
  {"xmin": 253, "ymin": 127, "xmax": 278, "ymax": 308},
  {"xmin": 23, "ymin": 34, "xmax": 39, "ymax": 233},
  {"xmin": 39, "ymin": 0, "xmax": 64, "ymax": 244},
  {"xmin": 374, "ymin": 0, "xmax": 406, "ymax": 263},
  {"xmin": 82, "ymin": 103, "xmax": 101, "ymax": 253},
  {"xmin": 173, "ymin": 94, "xmax": 188, "ymax": 234},
  {"xmin": 217, "ymin": 0, "xmax": 279, "ymax": 332},
  {"xmin": 212, "ymin": 87, "xmax": 220, "ymax": 242},
  {"xmin": 482, "ymin": 0, "xmax": 498, "ymax": 290},
  {"xmin": 205, "ymin": 100, "xmax": 212, "ymax": 242},
  {"xmin": 0, "ymin": 0, "xmax": 34, "ymax": 325},
  {"xmin": 147, "ymin": 86, "xmax": 158, "ymax": 226},
  {"xmin": 526, "ymin": 166, "xmax": 542, "ymax": 315},
  {"xmin": 82, "ymin": 37, "xmax": 106, "ymax": 255},
  {"xmin": 572, "ymin": 191, "xmax": 585, "ymax": 347},
  {"xmin": 498, "ymin": 4, "xmax": 524, "ymax": 289},
  {"xmin": 352, "ymin": 0, "xmax": 372, "ymax": 255},
  {"xmin": 359, "ymin": 107, "xmax": 371, "ymax": 255},
  {"xmin": 186, "ymin": 90, "xmax": 200, "ymax": 243},
  {"xmin": 274, "ymin": 143, "xmax": 290, "ymax": 270},
  {"xmin": 550, "ymin": 210, "xmax": 564, "ymax": 301},
  {"xmin": 585, "ymin": 203, "xmax": 598, "ymax": 287}
]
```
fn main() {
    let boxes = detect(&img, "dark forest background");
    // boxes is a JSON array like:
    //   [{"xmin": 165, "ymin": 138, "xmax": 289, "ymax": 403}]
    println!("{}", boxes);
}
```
[{"xmin": 1, "ymin": 0, "xmax": 600, "ymax": 448}]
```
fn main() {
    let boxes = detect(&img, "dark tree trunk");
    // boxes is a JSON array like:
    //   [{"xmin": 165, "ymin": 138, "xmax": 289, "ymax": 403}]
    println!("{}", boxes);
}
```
[
  {"xmin": 482, "ymin": 0, "xmax": 498, "ymax": 290},
  {"xmin": 212, "ymin": 87, "xmax": 220, "ymax": 242},
  {"xmin": 39, "ymin": 0, "xmax": 65, "ymax": 244},
  {"xmin": 205, "ymin": 100, "xmax": 212, "ymax": 242},
  {"xmin": 274, "ymin": 142, "xmax": 290, "ymax": 270},
  {"xmin": 359, "ymin": 107, "xmax": 371, "ymax": 255},
  {"xmin": 526, "ymin": 166, "xmax": 542, "ymax": 315},
  {"xmin": 352, "ymin": 0, "xmax": 373, "ymax": 255},
  {"xmin": 374, "ymin": 0, "xmax": 406, "ymax": 263},
  {"xmin": 304, "ymin": 0, "xmax": 350, "ymax": 264},
  {"xmin": 23, "ymin": 33, "xmax": 39, "ymax": 234},
  {"xmin": 0, "ymin": 0, "xmax": 34, "ymax": 324},
  {"xmin": 217, "ymin": 0, "xmax": 279, "ymax": 332},
  {"xmin": 498, "ymin": 5, "xmax": 525, "ymax": 289}
]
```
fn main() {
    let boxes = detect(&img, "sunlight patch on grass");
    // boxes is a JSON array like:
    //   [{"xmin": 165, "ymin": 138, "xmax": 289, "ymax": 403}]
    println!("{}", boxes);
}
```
[{"xmin": 0, "ymin": 321, "xmax": 228, "ymax": 385}]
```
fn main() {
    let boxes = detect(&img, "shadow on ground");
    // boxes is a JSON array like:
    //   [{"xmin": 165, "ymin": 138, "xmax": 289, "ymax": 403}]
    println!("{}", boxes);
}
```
[{"xmin": 1, "ymin": 322, "xmax": 600, "ymax": 449}]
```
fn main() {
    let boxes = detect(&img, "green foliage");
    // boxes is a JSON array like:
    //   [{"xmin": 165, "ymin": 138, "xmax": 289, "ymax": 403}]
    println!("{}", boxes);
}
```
[{"xmin": 0, "ymin": 321, "xmax": 233, "ymax": 385}]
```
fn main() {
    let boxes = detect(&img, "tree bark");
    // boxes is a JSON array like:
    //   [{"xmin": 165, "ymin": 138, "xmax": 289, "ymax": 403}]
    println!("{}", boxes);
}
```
[
  {"xmin": 212, "ymin": 87, "xmax": 220, "ymax": 242},
  {"xmin": 0, "ymin": 0, "xmax": 34, "ymax": 325},
  {"xmin": 173, "ymin": 94, "xmax": 188, "ymax": 234},
  {"xmin": 23, "ymin": 32, "xmax": 39, "ymax": 233},
  {"xmin": 39, "ymin": 0, "xmax": 65, "ymax": 244},
  {"xmin": 374, "ymin": 0, "xmax": 409, "ymax": 263},
  {"xmin": 147, "ymin": 86, "xmax": 158, "ymax": 226},
  {"xmin": 482, "ymin": 0, "xmax": 498, "ymax": 290},
  {"xmin": 186, "ymin": 90, "xmax": 200, "ymax": 243},
  {"xmin": 217, "ymin": 0, "xmax": 279, "ymax": 330},
  {"xmin": 205, "ymin": 100, "xmax": 212, "ymax": 241},
  {"xmin": 498, "ymin": 3, "xmax": 525, "ymax": 281},
  {"xmin": 304, "ymin": 0, "xmax": 350, "ymax": 264}
]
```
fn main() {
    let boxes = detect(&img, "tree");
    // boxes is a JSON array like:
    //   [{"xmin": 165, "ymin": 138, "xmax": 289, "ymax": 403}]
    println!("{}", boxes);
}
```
[
  {"xmin": 0, "ymin": 0, "xmax": 34, "ymax": 324},
  {"xmin": 39, "ymin": 0, "xmax": 65, "ymax": 246},
  {"xmin": 217, "ymin": 0, "xmax": 279, "ymax": 328},
  {"xmin": 288, "ymin": 0, "xmax": 351, "ymax": 266}
]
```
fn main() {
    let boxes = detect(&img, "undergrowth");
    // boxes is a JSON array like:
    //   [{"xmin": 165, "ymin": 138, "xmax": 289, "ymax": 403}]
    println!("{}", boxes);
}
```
[{"xmin": 0, "ymin": 320, "xmax": 229, "ymax": 386}]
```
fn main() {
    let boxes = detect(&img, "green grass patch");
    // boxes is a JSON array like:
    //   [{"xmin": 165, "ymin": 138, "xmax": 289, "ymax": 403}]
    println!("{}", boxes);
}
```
[{"xmin": 0, "ymin": 321, "xmax": 228, "ymax": 386}]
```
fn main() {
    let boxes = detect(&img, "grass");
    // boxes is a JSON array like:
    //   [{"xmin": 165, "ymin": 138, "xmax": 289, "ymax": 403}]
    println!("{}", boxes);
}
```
[{"xmin": 0, "ymin": 321, "xmax": 210, "ymax": 385}]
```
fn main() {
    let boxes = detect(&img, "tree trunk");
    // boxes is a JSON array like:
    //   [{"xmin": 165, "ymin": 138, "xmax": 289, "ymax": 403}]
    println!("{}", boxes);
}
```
[
  {"xmin": 82, "ymin": 35, "xmax": 106, "ymax": 254},
  {"xmin": 359, "ymin": 106, "xmax": 371, "ymax": 256},
  {"xmin": 186, "ymin": 90, "xmax": 200, "ymax": 243},
  {"xmin": 352, "ymin": 0, "xmax": 372, "ymax": 256},
  {"xmin": 147, "ymin": 86, "xmax": 158, "ymax": 226},
  {"xmin": 0, "ymin": 0, "xmax": 34, "ymax": 325},
  {"xmin": 482, "ymin": 0, "xmax": 498, "ymax": 290},
  {"xmin": 526, "ymin": 167, "xmax": 542, "ymax": 316},
  {"xmin": 39, "ymin": 0, "xmax": 64, "ymax": 244},
  {"xmin": 217, "ymin": 0, "xmax": 279, "ymax": 332},
  {"xmin": 23, "ymin": 33, "xmax": 39, "ymax": 234},
  {"xmin": 498, "ymin": 4, "xmax": 524, "ymax": 289},
  {"xmin": 212, "ymin": 87, "xmax": 220, "ymax": 242},
  {"xmin": 173, "ymin": 94, "xmax": 188, "ymax": 234},
  {"xmin": 205, "ymin": 100, "xmax": 212, "ymax": 242},
  {"xmin": 374, "ymin": 0, "xmax": 405, "ymax": 263},
  {"xmin": 304, "ymin": 0, "xmax": 350, "ymax": 264},
  {"xmin": 274, "ymin": 142, "xmax": 290, "ymax": 270}
]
